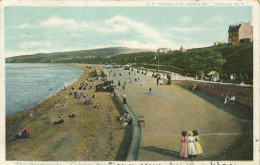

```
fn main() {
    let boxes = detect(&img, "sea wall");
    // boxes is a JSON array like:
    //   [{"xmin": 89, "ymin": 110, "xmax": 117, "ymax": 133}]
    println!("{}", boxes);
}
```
[
  {"xmin": 172, "ymin": 80, "xmax": 253, "ymax": 107},
  {"xmin": 112, "ymin": 90, "xmax": 141, "ymax": 161}
]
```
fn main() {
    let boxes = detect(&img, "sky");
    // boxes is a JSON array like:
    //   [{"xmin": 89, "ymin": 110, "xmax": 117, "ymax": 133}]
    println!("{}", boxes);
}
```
[{"xmin": 4, "ymin": 6, "xmax": 252, "ymax": 57}]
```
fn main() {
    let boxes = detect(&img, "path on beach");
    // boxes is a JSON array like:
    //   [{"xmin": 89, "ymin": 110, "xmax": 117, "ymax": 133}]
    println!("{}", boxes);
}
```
[{"xmin": 107, "ymin": 68, "xmax": 253, "ymax": 160}]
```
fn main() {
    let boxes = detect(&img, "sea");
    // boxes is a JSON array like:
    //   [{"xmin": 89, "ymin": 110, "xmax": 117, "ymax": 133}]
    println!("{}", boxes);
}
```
[{"xmin": 5, "ymin": 63, "xmax": 83, "ymax": 116}]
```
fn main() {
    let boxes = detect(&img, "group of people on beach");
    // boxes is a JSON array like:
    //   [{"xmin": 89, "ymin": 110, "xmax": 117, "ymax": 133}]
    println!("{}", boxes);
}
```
[
  {"xmin": 117, "ymin": 111, "xmax": 132, "ymax": 126},
  {"xmin": 180, "ymin": 130, "xmax": 203, "ymax": 158}
]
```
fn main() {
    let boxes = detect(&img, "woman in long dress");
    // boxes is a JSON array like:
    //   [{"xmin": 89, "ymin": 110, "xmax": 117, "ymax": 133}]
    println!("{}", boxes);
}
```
[
  {"xmin": 187, "ymin": 131, "xmax": 196, "ymax": 158},
  {"xmin": 193, "ymin": 130, "xmax": 203, "ymax": 155},
  {"xmin": 180, "ymin": 131, "xmax": 188, "ymax": 158}
]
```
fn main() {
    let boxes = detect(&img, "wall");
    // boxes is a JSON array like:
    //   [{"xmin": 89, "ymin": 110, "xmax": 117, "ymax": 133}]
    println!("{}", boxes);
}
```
[
  {"xmin": 172, "ymin": 80, "xmax": 253, "ymax": 107},
  {"xmin": 112, "ymin": 90, "xmax": 141, "ymax": 161}
]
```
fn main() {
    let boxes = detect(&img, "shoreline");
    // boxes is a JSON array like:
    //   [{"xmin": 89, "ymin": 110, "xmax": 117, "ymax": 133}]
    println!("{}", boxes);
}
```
[
  {"xmin": 5, "ymin": 63, "xmax": 83, "ymax": 117},
  {"xmin": 6, "ymin": 63, "xmax": 128, "ymax": 161}
]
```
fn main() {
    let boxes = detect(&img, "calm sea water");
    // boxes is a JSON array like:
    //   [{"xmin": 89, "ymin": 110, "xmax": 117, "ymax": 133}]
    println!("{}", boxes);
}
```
[{"xmin": 5, "ymin": 64, "xmax": 82, "ymax": 116}]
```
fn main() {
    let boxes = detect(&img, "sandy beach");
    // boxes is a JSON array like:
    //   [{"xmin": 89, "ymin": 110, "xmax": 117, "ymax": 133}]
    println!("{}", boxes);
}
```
[{"xmin": 6, "ymin": 64, "xmax": 129, "ymax": 161}]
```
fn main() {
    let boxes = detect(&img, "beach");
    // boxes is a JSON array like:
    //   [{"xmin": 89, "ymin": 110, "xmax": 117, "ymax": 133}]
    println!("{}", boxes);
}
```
[{"xmin": 6, "ymin": 64, "xmax": 129, "ymax": 161}]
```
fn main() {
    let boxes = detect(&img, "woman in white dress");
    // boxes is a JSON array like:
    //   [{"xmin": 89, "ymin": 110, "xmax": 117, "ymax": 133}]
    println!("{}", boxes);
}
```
[{"xmin": 187, "ymin": 131, "xmax": 197, "ymax": 158}]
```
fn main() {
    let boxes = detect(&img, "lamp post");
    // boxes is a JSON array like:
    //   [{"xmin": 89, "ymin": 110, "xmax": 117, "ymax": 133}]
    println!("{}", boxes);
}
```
[
  {"xmin": 158, "ymin": 53, "xmax": 159, "ymax": 72},
  {"xmin": 155, "ymin": 52, "xmax": 160, "ymax": 72}
]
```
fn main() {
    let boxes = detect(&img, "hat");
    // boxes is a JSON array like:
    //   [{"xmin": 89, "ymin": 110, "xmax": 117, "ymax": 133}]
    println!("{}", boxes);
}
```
[
  {"xmin": 193, "ymin": 130, "xmax": 198, "ymax": 136},
  {"xmin": 188, "ymin": 131, "xmax": 193, "ymax": 136},
  {"xmin": 181, "ymin": 131, "xmax": 187, "ymax": 136}
]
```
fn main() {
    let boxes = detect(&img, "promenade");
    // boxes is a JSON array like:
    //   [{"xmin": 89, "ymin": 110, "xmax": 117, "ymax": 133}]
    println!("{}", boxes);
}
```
[{"xmin": 107, "ymin": 68, "xmax": 253, "ymax": 160}]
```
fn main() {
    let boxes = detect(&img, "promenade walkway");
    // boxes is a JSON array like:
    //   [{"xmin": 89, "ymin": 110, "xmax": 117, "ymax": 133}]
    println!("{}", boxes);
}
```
[{"xmin": 106, "ymin": 67, "xmax": 253, "ymax": 160}]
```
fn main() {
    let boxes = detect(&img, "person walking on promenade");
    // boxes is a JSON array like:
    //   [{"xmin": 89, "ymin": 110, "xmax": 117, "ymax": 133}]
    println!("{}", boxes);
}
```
[
  {"xmin": 124, "ymin": 81, "xmax": 126, "ymax": 86},
  {"xmin": 180, "ymin": 131, "xmax": 188, "ymax": 158},
  {"xmin": 122, "ymin": 85, "xmax": 125, "ymax": 91},
  {"xmin": 149, "ymin": 87, "xmax": 152, "ymax": 93},
  {"xmin": 129, "ymin": 78, "xmax": 132, "ymax": 83},
  {"xmin": 118, "ymin": 80, "xmax": 121, "ymax": 86},
  {"xmin": 187, "ymin": 131, "xmax": 197, "ymax": 158},
  {"xmin": 123, "ymin": 93, "xmax": 127, "ymax": 104},
  {"xmin": 193, "ymin": 130, "xmax": 203, "ymax": 155}
]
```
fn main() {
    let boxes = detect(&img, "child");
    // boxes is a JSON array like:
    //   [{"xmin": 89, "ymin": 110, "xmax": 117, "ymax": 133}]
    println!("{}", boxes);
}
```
[
  {"xmin": 180, "ymin": 131, "xmax": 188, "ymax": 158},
  {"xmin": 187, "ymin": 131, "xmax": 196, "ymax": 158},
  {"xmin": 193, "ymin": 130, "xmax": 203, "ymax": 155}
]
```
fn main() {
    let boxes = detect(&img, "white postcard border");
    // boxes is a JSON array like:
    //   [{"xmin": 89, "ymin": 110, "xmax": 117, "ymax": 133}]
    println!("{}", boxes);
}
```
[{"xmin": 0, "ymin": 0, "xmax": 259, "ymax": 165}]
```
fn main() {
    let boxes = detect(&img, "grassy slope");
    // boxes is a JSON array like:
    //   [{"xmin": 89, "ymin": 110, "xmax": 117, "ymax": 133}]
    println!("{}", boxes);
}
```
[
  {"xmin": 115, "ymin": 43, "xmax": 253, "ymax": 78},
  {"xmin": 211, "ymin": 43, "xmax": 253, "ymax": 77},
  {"xmin": 6, "ymin": 64, "xmax": 128, "ymax": 161}
]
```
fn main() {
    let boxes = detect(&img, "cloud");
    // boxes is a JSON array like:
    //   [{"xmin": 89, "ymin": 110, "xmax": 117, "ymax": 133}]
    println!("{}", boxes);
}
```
[
  {"xmin": 167, "ymin": 27, "xmax": 208, "ymax": 32},
  {"xmin": 115, "ymin": 40, "xmax": 158, "ymax": 49},
  {"xmin": 211, "ymin": 16, "xmax": 224, "ymax": 22},
  {"xmin": 12, "ymin": 15, "xmax": 221, "ymax": 57},
  {"xmin": 41, "ymin": 16, "xmax": 75, "ymax": 27},
  {"xmin": 204, "ymin": 16, "xmax": 224, "ymax": 24},
  {"xmin": 189, "ymin": 42, "xmax": 213, "ymax": 49},
  {"xmin": 18, "ymin": 24, "xmax": 32, "ymax": 29},
  {"xmin": 18, "ymin": 41, "xmax": 52, "ymax": 49},
  {"xmin": 70, "ymin": 33, "xmax": 84, "ymax": 37},
  {"xmin": 38, "ymin": 15, "xmax": 178, "ymax": 49},
  {"xmin": 179, "ymin": 16, "xmax": 193, "ymax": 24},
  {"xmin": 96, "ymin": 17, "xmax": 130, "ymax": 33},
  {"xmin": 40, "ymin": 16, "xmax": 90, "ymax": 31},
  {"xmin": 100, "ymin": 15, "xmax": 178, "ymax": 48},
  {"xmin": 167, "ymin": 26, "xmax": 221, "ymax": 33}
]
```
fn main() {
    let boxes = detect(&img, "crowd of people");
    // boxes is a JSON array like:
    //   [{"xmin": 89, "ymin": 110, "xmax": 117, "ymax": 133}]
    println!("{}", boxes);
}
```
[
  {"xmin": 180, "ymin": 130, "xmax": 203, "ymax": 158},
  {"xmin": 52, "ymin": 76, "xmax": 100, "ymax": 126},
  {"xmin": 111, "ymin": 68, "xmax": 152, "ymax": 92},
  {"xmin": 117, "ymin": 111, "xmax": 132, "ymax": 126}
]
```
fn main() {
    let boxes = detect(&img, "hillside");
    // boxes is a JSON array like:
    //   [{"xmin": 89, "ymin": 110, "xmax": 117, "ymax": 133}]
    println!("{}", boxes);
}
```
[
  {"xmin": 6, "ymin": 43, "xmax": 253, "ymax": 82},
  {"xmin": 5, "ymin": 47, "xmax": 154, "ymax": 63},
  {"xmin": 110, "ymin": 43, "xmax": 253, "ymax": 82}
]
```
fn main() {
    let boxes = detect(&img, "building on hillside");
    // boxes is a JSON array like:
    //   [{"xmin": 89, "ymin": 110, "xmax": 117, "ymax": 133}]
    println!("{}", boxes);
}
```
[
  {"xmin": 157, "ymin": 48, "xmax": 170, "ymax": 54},
  {"xmin": 228, "ymin": 21, "xmax": 253, "ymax": 44},
  {"xmin": 180, "ymin": 46, "xmax": 187, "ymax": 53}
]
